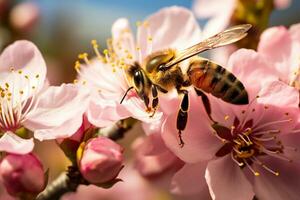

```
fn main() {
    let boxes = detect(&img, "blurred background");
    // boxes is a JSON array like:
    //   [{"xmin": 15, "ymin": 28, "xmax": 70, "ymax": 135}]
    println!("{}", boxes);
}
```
[
  {"xmin": 0, "ymin": 0, "xmax": 299, "ymax": 199},
  {"xmin": 1, "ymin": 0, "xmax": 300, "ymax": 85}
]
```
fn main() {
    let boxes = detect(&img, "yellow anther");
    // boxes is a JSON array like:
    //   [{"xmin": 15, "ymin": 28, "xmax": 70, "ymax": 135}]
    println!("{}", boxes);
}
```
[
  {"xmin": 18, "ymin": 70, "xmax": 22, "ymax": 74},
  {"xmin": 73, "ymin": 79, "xmax": 78, "ymax": 84},
  {"xmin": 224, "ymin": 115, "xmax": 229, "ymax": 120},
  {"xmin": 82, "ymin": 80, "xmax": 87, "ymax": 85},
  {"xmin": 74, "ymin": 61, "xmax": 81, "ymax": 72},
  {"xmin": 147, "ymin": 36, "xmax": 153, "ymax": 42},
  {"xmin": 25, "ymin": 75, "xmax": 29, "ymax": 79},
  {"xmin": 91, "ymin": 39, "xmax": 97, "ymax": 45},
  {"xmin": 19, "ymin": 90, "xmax": 24, "ymax": 95},
  {"xmin": 10, "ymin": 67, "xmax": 14, "ymax": 71},
  {"xmin": 79, "ymin": 53, "xmax": 88, "ymax": 59},
  {"xmin": 5, "ymin": 83, "xmax": 9, "ymax": 88},
  {"xmin": 103, "ymin": 49, "xmax": 109, "ymax": 55},
  {"xmin": 127, "ymin": 54, "xmax": 133, "ymax": 59},
  {"xmin": 78, "ymin": 53, "xmax": 90, "ymax": 64},
  {"xmin": 35, "ymin": 74, "xmax": 40, "ymax": 79},
  {"xmin": 32, "ymin": 86, "xmax": 36, "ymax": 90},
  {"xmin": 136, "ymin": 46, "xmax": 141, "ymax": 51},
  {"xmin": 254, "ymin": 172, "xmax": 260, "ymax": 176}
]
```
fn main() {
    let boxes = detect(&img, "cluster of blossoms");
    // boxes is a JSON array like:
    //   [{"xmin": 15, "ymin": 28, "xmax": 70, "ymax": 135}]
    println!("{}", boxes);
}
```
[{"xmin": 0, "ymin": 1, "xmax": 299, "ymax": 200}]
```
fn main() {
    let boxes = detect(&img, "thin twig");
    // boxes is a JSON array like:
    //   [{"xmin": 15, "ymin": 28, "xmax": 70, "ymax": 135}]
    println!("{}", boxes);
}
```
[{"xmin": 36, "ymin": 118, "xmax": 136, "ymax": 200}]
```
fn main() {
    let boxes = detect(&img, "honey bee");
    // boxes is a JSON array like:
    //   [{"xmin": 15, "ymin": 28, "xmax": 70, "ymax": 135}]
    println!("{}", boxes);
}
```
[{"xmin": 120, "ymin": 24, "xmax": 251, "ymax": 147}]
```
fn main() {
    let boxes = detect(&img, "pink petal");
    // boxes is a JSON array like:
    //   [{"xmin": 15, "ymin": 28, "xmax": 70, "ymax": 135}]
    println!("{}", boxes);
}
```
[
  {"xmin": 171, "ymin": 162, "xmax": 210, "ymax": 198},
  {"xmin": 133, "ymin": 134, "xmax": 183, "ymax": 177},
  {"xmin": 257, "ymin": 81, "xmax": 299, "ymax": 108},
  {"xmin": 274, "ymin": 0, "xmax": 291, "ymax": 9},
  {"xmin": 278, "ymin": 132, "xmax": 300, "ymax": 163},
  {"xmin": 161, "ymin": 91, "xmax": 221, "ymax": 163},
  {"xmin": 258, "ymin": 26, "xmax": 289, "ymax": 58},
  {"xmin": 112, "ymin": 18, "xmax": 137, "ymax": 62},
  {"xmin": 228, "ymin": 49, "xmax": 278, "ymax": 98},
  {"xmin": 258, "ymin": 26, "xmax": 292, "ymax": 82},
  {"xmin": 201, "ymin": 6, "xmax": 234, "ymax": 39},
  {"xmin": 0, "ymin": 40, "xmax": 46, "ymax": 91},
  {"xmin": 289, "ymin": 23, "xmax": 300, "ymax": 43},
  {"xmin": 254, "ymin": 157, "xmax": 300, "ymax": 200},
  {"xmin": 205, "ymin": 156, "xmax": 255, "ymax": 200},
  {"xmin": 0, "ymin": 132, "xmax": 34, "ymax": 154},
  {"xmin": 79, "ymin": 59, "xmax": 160, "ymax": 126},
  {"xmin": 24, "ymin": 84, "xmax": 89, "ymax": 140},
  {"xmin": 86, "ymin": 98, "xmax": 130, "ymax": 127},
  {"xmin": 192, "ymin": 0, "xmax": 235, "ymax": 18},
  {"xmin": 137, "ymin": 6, "xmax": 201, "ymax": 60},
  {"xmin": 79, "ymin": 60, "xmax": 128, "ymax": 95}
]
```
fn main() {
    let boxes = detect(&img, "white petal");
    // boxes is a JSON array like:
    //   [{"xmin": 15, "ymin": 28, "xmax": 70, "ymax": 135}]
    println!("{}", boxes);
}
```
[{"xmin": 0, "ymin": 132, "xmax": 34, "ymax": 154}]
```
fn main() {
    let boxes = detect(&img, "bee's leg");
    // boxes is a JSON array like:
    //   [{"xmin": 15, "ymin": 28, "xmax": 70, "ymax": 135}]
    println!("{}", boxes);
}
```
[
  {"xmin": 142, "ymin": 94, "xmax": 150, "ymax": 112},
  {"xmin": 154, "ymin": 84, "xmax": 168, "ymax": 94},
  {"xmin": 194, "ymin": 88, "xmax": 214, "ymax": 122},
  {"xmin": 150, "ymin": 85, "xmax": 159, "ymax": 117},
  {"xmin": 177, "ymin": 90, "xmax": 189, "ymax": 148}
]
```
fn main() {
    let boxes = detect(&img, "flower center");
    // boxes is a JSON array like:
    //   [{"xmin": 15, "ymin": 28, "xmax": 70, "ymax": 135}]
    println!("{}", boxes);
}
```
[
  {"xmin": 0, "ymin": 68, "xmax": 39, "ymax": 133},
  {"xmin": 212, "ymin": 105, "xmax": 296, "ymax": 177}
]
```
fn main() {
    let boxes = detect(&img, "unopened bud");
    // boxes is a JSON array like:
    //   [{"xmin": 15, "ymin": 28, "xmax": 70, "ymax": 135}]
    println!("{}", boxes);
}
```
[
  {"xmin": 10, "ymin": 2, "xmax": 40, "ymax": 32},
  {"xmin": 0, "ymin": 153, "xmax": 46, "ymax": 198},
  {"xmin": 78, "ymin": 137, "xmax": 124, "ymax": 184}
]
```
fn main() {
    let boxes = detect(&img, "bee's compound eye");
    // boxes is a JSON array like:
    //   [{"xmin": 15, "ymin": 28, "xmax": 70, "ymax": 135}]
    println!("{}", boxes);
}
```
[{"xmin": 133, "ymin": 70, "xmax": 144, "ymax": 89}]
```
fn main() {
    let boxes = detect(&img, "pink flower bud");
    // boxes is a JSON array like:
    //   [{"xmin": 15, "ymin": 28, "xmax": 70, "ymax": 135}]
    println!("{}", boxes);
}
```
[
  {"xmin": 0, "ymin": 153, "xmax": 46, "ymax": 197},
  {"xmin": 9, "ymin": 2, "xmax": 40, "ymax": 32},
  {"xmin": 78, "ymin": 137, "xmax": 124, "ymax": 184}
]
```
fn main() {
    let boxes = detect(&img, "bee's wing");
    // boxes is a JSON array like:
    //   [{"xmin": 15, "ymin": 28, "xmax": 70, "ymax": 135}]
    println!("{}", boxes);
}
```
[{"xmin": 164, "ymin": 24, "xmax": 252, "ymax": 68}]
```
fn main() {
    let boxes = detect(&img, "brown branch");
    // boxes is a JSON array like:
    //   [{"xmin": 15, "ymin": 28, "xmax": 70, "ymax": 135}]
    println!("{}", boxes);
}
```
[{"xmin": 36, "ymin": 118, "xmax": 137, "ymax": 200}]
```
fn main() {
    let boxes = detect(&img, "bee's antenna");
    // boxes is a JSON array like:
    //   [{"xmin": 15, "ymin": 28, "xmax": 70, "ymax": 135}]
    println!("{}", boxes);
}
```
[{"xmin": 120, "ymin": 86, "xmax": 134, "ymax": 104}]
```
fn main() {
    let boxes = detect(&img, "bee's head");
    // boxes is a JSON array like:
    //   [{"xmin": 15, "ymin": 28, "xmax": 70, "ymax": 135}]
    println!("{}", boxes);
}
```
[
  {"xmin": 144, "ymin": 49, "xmax": 176, "ymax": 73},
  {"xmin": 123, "ymin": 63, "xmax": 152, "ymax": 108}
]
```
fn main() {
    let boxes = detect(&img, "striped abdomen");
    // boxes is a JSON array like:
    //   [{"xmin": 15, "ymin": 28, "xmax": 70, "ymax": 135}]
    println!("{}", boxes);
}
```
[{"xmin": 187, "ymin": 58, "xmax": 249, "ymax": 105}]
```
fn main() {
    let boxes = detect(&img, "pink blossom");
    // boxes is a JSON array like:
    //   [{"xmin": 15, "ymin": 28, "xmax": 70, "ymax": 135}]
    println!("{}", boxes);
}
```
[
  {"xmin": 134, "ymin": 121, "xmax": 211, "ymax": 199},
  {"xmin": 133, "ymin": 133, "xmax": 183, "ymax": 178},
  {"xmin": 161, "ymin": 49, "xmax": 300, "ymax": 199},
  {"xmin": 257, "ymin": 23, "xmax": 300, "ymax": 87},
  {"xmin": 192, "ymin": 0, "xmax": 293, "ymax": 65},
  {"xmin": 0, "ymin": 153, "xmax": 46, "ymax": 197},
  {"xmin": 9, "ymin": 2, "xmax": 40, "ymax": 32},
  {"xmin": 78, "ymin": 136, "xmax": 124, "ymax": 184},
  {"xmin": 193, "ymin": 0, "xmax": 292, "ymax": 37},
  {"xmin": 76, "ymin": 6, "xmax": 201, "ymax": 127},
  {"xmin": 0, "ymin": 40, "xmax": 89, "ymax": 154}
]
